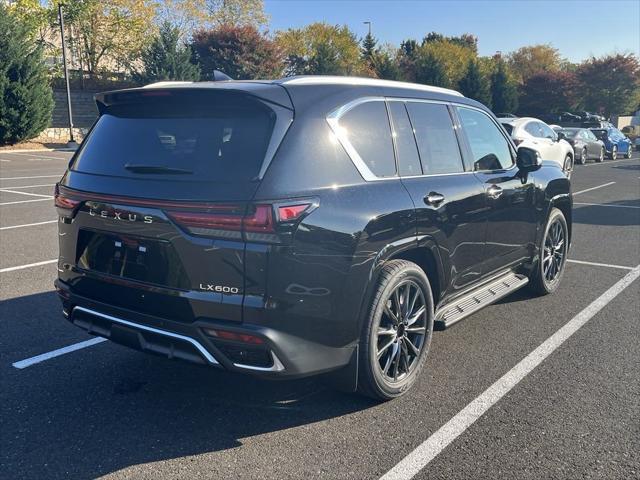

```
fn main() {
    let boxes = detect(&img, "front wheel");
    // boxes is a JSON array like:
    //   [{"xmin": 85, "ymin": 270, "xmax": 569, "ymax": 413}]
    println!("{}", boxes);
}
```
[
  {"xmin": 529, "ymin": 208, "xmax": 568, "ymax": 296},
  {"xmin": 609, "ymin": 146, "xmax": 617, "ymax": 160},
  {"xmin": 358, "ymin": 260, "xmax": 434, "ymax": 401},
  {"xmin": 596, "ymin": 147, "xmax": 605, "ymax": 163},
  {"xmin": 577, "ymin": 148, "xmax": 587, "ymax": 165}
]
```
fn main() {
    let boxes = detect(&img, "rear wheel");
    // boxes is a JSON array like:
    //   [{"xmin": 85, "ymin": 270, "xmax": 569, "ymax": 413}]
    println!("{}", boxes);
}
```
[
  {"xmin": 358, "ymin": 260, "xmax": 434, "ymax": 400},
  {"xmin": 596, "ymin": 147, "xmax": 605, "ymax": 163},
  {"xmin": 563, "ymin": 154, "xmax": 573, "ymax": 177},
  {"xmin": 529, "ymin": 208, "xmax": 568, "ymax": 296},
  {"xmin": 626, "ymin": 146, "xmax": 633, "ymax": 159},
  {"xmin": 609, "ymin": 145, "xmax": 617, "ymax": 160}
]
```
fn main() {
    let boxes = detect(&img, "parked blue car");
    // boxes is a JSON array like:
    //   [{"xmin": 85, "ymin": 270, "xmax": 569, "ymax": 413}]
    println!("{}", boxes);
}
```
[{"xmin": 590, "ymin": 127, "xmax": 634, "ymax": 159}]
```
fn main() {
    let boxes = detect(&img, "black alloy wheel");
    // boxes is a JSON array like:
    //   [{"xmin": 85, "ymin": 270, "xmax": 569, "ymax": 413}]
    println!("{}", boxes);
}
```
[
  {"xmin": 529, "ymin": 208, "xmax": 568, "ymax": 295},
  {"xmin": 358, "ymin": 260, "xmax": 434, "ymax": 400}
]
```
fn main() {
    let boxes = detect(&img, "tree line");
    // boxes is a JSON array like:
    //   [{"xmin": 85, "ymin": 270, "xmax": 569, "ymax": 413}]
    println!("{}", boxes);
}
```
[{"xmin": 2, "ymin": 0, "xmax": 639, "ymax": 144}]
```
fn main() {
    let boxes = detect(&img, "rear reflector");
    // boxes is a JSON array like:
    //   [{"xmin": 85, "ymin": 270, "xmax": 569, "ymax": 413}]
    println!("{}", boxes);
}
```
[{"xmin": 203, "ymin": 328, "xmax": 265, "ymax": 345}]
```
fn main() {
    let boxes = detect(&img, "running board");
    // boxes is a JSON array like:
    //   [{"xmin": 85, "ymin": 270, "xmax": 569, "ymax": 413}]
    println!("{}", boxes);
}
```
[{"xmin": 435, "ymin": 272, "xmax": 529, "ymax": 329}]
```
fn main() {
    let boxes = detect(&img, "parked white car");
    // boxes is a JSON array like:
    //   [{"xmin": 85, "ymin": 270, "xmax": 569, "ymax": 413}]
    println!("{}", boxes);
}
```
[{"xmin": 498, "ymin": 117, "xmax": 574, "ymax": 175}]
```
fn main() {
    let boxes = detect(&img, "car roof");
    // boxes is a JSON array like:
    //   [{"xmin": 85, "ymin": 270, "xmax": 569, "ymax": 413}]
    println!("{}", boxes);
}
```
[{"xmin": 497, "ymin": 117, "xmax": 540, "ymax": 126}]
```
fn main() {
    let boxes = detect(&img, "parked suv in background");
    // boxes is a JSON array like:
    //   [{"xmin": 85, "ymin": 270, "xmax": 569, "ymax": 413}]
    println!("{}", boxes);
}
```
[
  {"xmin": 55, "ymin": 77, "xmax": 572, "ymax": 400},
  {"xmin": 498, "ymin": 116, "xmax": 574, "ymax": 175},
  {"xmin": 590, "ymin": 126, "xmax": 634, "ymax": 159}
]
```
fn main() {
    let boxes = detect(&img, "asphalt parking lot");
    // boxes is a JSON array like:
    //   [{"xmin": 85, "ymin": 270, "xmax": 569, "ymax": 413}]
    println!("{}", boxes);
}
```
[{"xmin": 1, "ymin": 149, "xmax": 639, "ymax": 480}]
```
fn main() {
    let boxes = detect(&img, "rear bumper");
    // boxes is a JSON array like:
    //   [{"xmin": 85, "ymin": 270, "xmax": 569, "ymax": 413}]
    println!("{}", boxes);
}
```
[{"xmin": 55, "ymin": 279, "xmax": 355, "ymax": 379}]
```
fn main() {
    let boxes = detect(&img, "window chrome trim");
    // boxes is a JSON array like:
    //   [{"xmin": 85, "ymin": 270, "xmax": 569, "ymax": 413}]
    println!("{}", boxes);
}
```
[{"xmin": 72, "ymin": 306, "xmax": 219, "ymax": 365}]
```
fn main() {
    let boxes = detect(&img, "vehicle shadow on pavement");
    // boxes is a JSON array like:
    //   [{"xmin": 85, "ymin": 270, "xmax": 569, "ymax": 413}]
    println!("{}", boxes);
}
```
[
  {"xmin": 611, "ymin": 163, "xmax": 640, "ymax": 171},
  {"xmin": 572, "ymin": 201, "xmax": 640, "ymax": 227},
  {"xmin": 1, "ymin": 292, "xmax": 376, "ymax": 480}
]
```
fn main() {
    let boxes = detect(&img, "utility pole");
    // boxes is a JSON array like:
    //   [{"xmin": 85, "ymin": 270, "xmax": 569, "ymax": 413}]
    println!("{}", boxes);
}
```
[
  {"xmin": 363, "ymin": 21, "xmax": 372, "ymax": 37},
  {"xmin": 58, "ymin": 3, "xmax": 77, "ymax": 148}
]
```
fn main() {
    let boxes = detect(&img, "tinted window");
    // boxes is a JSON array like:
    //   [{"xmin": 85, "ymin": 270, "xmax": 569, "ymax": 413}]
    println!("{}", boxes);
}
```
[
  {"xmin": 73, "ymin": 91, "xmax": 275, "ymax": 183},
  {"xmin": 388, "ymin": 102, "xmax": 422, "ymax": 176},
  {"xmin": 339, "ymin": 101, "xmax": 396, "ymax": 177},
  {"xmin": 406, "ymin": 102, "xmax": 464, "ymax": 175},
  {"xmin": 457, "ymin": 107, "xmax": 515, "ymax": 171},
  {"xmin": 524, "ymin": 122, "xmax": 541, "ymax": 137}
]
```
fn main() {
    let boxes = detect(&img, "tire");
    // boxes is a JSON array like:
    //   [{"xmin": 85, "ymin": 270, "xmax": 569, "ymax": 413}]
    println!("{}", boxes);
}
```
[
  {"xmin": 528, "ymin": 208, "xmax": 568, "ymax": 296},
  {"xmin": 357, "ymin": 260, "xmax": 434, "ymax": 401},
  {"xmin": 626, "ymin": 146, "xmax": 633, "ymax": 159},
  {"xmin": 596, "ymin": 147, "xmax": 604, "ymax": 163},
  {"xmin": 609, "ymin": 145, "xmax": 617, "ymax": 160},
  {"xmin": 577, "ymin": 148, "xmax": 587, "ymax": 165},
  {"xmin": 563, "ymin": 154, "xmax": 573, "ymax": 177}
]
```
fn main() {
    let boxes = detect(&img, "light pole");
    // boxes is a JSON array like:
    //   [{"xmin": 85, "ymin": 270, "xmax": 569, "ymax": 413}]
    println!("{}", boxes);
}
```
[
  {"xmin": 363, "ymin": 21, "xmax": 372, "ymax": 37},
  {"xmin": 58, "ymin": 3, "xmax": 77, "ymax": 148}
]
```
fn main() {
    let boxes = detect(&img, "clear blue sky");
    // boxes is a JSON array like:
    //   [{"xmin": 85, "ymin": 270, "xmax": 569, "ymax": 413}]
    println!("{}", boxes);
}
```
[{"xmin": 265, "ymin": 0, "xmax": 640, "ymax": 61}]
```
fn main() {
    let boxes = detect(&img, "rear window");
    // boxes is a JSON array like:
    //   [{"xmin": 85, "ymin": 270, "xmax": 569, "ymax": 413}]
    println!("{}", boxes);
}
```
[{"xmin": 72, "ymin": 90, "xmax": 276, "ymax": 182}]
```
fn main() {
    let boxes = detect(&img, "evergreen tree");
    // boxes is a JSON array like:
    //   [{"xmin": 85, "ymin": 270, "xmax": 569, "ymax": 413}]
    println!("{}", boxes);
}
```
[
  {"xmin": 361, "ymin": 32, "xmax": 377, "ymax": 61},
  {"xmin": 414, "ymin": 51, "xmax": 448, "ymax": 88},
  {"xmin": 136, "ymin": 21, "xmax": 200, "ymax": 83},
  {"xmin": 491, "ymin": 60, "xmax": 519, "ymax": 114},
  {"xmin": 308, "ymin": 41, "xmax": 342, "ymax": 75},
  {"xmin": 458, "ymin": 59, "xmax": 492, "ymax": 107},
  {"xmin": 0, "ymin": 4, "xmax": 53, "ymax": 145}
]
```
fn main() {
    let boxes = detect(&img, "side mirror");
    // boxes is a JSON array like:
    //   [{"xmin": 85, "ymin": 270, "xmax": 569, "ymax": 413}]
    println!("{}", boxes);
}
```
[{"xmin": 516, "ymin": 146, "xmax": 542, "ymax": 171}]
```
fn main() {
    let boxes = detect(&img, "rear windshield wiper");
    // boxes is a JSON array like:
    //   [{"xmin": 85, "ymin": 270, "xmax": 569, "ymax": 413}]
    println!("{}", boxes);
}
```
[{"xmin": 124, "ymin": 164, "xmax": 193, "ymax": 175}]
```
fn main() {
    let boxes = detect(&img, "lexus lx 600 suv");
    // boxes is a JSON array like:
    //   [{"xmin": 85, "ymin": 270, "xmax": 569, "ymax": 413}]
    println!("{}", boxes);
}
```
[{"xmin": 55, "ymin": 76, "xmax": 572, "ymax": 400}]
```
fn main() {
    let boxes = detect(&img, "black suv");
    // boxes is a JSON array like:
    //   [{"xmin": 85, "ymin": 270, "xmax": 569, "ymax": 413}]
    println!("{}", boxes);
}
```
[{"xmin": 55, "ymin": 76, "xmax": 572, "ymax": 400}]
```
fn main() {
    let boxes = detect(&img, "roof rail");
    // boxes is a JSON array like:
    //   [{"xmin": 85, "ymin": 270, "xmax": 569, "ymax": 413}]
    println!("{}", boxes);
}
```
[
  {"xmin": 280, "ymin": 76, "xmax": 464, "ymax": 97},
  {"xmin": 142, "ymin": 81, "xmax": 193, "ymax": 88}
]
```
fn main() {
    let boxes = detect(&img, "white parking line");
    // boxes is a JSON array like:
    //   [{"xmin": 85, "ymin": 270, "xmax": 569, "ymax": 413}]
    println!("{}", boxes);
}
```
[
  {"xmin": 573, "ymin": 181, "xmax": 615, "ymax": 195},
  {"xmin": 582, "ymin": 157, "xmax": 637, "ymax": 166},
  {"xmin": 12, "ymin": 337, "xmax": 108, "ymax": 369},
  {"xmin": 574, "ymin": 202, "xmax": 640, "ymax": 209},
  {"xmin": 0, "ymin": 259, "xmax": 57, "ymax": 273},
  {"xmin": 0, "ymin": 174, "xmax": 61, "ymax": 180},
  {"xmin": 2, "ymin": 152, "xmax": 64, "ymax": 160},
  {"xmin": 0, "ymin": 220, "xmax": 57, "ymax": 231},
  {"xmin": 0, "ymin": 189, "xmax": 53, "ymax": 198},
  {"xmin": 0, "ymin": 183, "xmax": 55, "ymax": 189},
  {"xmin": 567, "ymin": 259, "xmax": 634, "ymax": 270},
  {"xmin": 0, "ymin": 198, "xmax": 51, "ymax": 206},
  {"xmin": 380, "ymin": 264, "xmax": 640, "ymax": 480}
]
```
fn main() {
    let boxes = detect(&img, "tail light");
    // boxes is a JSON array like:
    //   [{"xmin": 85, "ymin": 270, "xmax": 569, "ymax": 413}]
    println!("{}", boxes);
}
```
[
  {"xmin": 54, "ymin": 184, "xmax": 80, "ymax": 212},
  {"xmin": 167, "ymin": 200, "xmax": 316, "ymax": 243}
]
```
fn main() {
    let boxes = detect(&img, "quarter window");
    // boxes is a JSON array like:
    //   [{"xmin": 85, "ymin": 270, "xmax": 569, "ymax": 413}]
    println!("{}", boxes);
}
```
[
  {"xmin": 338, "ymin": 101, "xmax": 396, "ymax": 178},
  {"xmin": 524, "ymin": 122, "xmax": 542, "ymax": 137},
  {"xmin": 406, "ymin": 102, "xmax": 464, "ymax": 175},
  {"xmin": 457, "ymin": 107, "xmax": 515, "ymax": 171},
  {"xmin": 388, "ymin": 101, "xmax": 422, "ymax": 176}
]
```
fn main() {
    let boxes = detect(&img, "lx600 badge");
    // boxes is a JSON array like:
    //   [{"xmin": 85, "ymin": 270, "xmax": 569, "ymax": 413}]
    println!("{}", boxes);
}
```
[{"xmin": 199, "ymin": 284, "xmax": 240, "ymax": 294}]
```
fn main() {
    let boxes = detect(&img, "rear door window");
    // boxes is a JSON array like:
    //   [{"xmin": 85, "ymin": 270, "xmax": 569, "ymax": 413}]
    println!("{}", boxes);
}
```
[
  {"xmin": 406, "ymin": 102, "xmax": 464, "ymax": 175},
  {"xmin": 72, "ymin": 90, "xmax": 276, "ymax": 183},
  {"xmin": 387, "ymin": 101, "xmax": 422, "ymax": 176},
  {"xmin": 338, "ymin": 101, "xmax": 396, "ymax": 178}
]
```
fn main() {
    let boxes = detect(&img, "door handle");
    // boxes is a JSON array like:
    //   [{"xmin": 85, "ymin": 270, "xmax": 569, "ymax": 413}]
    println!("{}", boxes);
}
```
[
  {"xmin": 487, "ymin": 185, "xmax": 503, "ymax": 199},
  {"xmin": 424, "ymin": 192, "xmax": 445, "ymax": 206}
]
